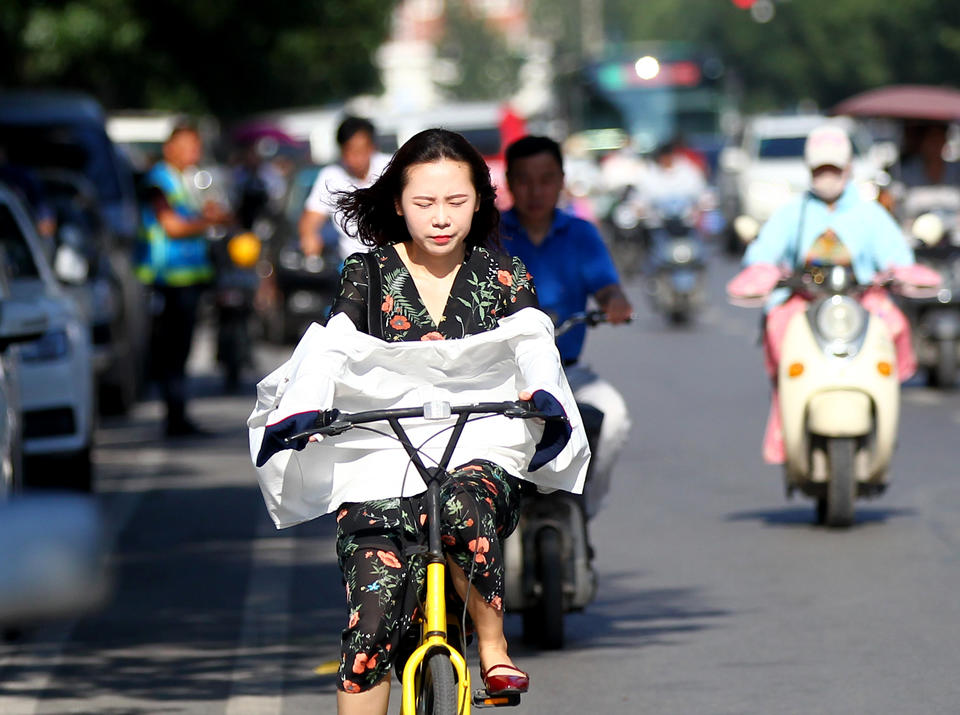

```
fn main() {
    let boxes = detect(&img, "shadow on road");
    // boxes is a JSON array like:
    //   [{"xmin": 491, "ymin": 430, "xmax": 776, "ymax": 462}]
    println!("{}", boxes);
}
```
[
  {"xmin": 724, "ymin": 505, "xmax": 916, "ymax": 528},
  {"xmin": 0, "ymin": 479, "xmax": 345, "ymax": 704},
  {"xmin": 511, "ymin": 570, "xmax": 731, "ymax": 654},
  {"xmin": 1, "ymin": 393, "xmax": 348, "ymax": 707}
]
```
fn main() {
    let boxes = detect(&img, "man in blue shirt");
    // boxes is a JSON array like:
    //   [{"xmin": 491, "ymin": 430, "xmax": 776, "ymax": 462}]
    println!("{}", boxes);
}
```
[{"xmin": 501, "ymin": 135, "xmax": 632, "ymax": 520}]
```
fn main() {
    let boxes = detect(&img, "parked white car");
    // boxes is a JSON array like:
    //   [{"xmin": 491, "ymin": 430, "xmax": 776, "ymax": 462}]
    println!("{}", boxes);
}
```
[
  {"xmin": 718, "ymin": 114, "xmax": 888, "ymax": 245},
  {"xmin": 0, "ymin": 184, "xmax": 95, "ymax": 491},
  {"xmin": 0, "ymin": 249, "xmax": 50, "ymax": 499}
]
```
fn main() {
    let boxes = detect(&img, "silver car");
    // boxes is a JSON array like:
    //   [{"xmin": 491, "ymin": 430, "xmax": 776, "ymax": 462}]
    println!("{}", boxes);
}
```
[{"xmin": 0, "ymin": 184, "xmax": 95, "ymax": 491}]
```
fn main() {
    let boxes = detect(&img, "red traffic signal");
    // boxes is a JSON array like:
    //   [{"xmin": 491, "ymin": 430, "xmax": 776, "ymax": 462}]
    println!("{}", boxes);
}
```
[{"xmin": 731, "ymin": 0, "xmax": 755, "ymax": 7}]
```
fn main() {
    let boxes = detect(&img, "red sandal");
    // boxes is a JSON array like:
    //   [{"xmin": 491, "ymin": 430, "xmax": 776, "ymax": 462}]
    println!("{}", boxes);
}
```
[{"xmin": 481, "ymin": 664, "xmax": 529, "ymax": 695}]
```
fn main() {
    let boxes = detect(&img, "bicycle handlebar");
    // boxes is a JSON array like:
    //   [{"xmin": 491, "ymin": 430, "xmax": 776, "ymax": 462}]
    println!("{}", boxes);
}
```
[{"xmin": 283, "ymin": 399, "xmax": 559, "ymax": 443}]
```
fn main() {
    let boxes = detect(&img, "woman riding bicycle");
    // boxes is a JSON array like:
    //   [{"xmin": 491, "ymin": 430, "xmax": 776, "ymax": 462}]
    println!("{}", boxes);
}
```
[{"xmin": 251, "ymin": 129, "xmax": 588, "ymax": 715}]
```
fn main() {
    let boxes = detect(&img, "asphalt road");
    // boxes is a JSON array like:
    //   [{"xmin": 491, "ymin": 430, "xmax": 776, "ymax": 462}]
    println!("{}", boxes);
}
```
[{"xmin": 3, "ymin": 244, "xmax": 960, "ymax": 714}]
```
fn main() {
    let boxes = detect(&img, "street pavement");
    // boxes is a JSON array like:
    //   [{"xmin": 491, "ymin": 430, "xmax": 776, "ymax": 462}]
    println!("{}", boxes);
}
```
[{"xmin": 3, "ymin": 244, "xmax": 960, "ymax": 714}]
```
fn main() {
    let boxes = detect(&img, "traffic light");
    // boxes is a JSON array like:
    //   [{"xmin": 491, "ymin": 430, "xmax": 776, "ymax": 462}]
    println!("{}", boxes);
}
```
[{"xmin": 731, "ymin": 0, "xmax": 755, "ymax": 8}]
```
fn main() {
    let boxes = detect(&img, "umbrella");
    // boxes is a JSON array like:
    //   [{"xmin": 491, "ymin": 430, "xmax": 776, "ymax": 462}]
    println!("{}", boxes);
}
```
[
  {"xmin": 832, "ymin": 85, "xmax": 960, "ymax": 122},
  {"xmin": 231, "ymin": 121, "xmax": 299, "ymax": 147}
]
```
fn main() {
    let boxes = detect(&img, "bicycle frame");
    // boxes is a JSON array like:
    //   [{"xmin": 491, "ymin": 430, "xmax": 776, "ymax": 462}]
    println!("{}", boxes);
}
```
[
  {"xmin": 288, "ymin": 401, "xmax": 550, "ymax": 713},
  {"xmin": 401, "ymin": 480, "xmax": 472, "ymax": 713},
  {"xmin": 390, "ymin": 414, "xmax": 473, "ymax": 714}
]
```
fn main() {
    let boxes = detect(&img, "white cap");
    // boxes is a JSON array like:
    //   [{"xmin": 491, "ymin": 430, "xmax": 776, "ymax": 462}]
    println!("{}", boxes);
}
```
[{"xmin": 804, "ymin": 125, "xmax": 852, "ymax": 169}]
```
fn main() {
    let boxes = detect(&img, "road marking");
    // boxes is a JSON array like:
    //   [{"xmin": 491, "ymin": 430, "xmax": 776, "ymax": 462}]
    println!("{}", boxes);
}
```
[{"xmin": 224, "ymin": 516, "xmax": 295, "ymax": 715}]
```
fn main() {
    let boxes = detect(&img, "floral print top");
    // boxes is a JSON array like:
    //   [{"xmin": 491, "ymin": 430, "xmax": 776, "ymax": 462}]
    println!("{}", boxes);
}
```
[{"xmin": 328, "ymin": 243, "xmax": 539, "ymax": 340}]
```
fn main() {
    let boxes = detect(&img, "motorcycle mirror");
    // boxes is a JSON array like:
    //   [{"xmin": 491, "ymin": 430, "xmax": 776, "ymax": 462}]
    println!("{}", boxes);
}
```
[
  {"xmin": 912, "ymin": 213, "xmax": 946, "ymax": 246},
  {"xmin": 53, "ymin": 244, "xmax": 90, "ymax": 285},
  {"xmin": 733, "ymin": 215, "xmax": 760, "ymax": 243}
]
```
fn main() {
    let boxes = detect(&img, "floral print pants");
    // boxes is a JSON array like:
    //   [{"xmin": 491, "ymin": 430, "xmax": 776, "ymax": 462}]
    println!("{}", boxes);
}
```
[{"xmin": 334, "ymin": 459, "xmax": 525, "ymax": 693}]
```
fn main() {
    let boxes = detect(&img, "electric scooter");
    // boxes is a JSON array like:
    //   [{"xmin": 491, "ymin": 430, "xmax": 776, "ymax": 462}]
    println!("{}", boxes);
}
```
[{"xmin": 503, "ymin": 310, "xmax": 612, "ymax": 648}]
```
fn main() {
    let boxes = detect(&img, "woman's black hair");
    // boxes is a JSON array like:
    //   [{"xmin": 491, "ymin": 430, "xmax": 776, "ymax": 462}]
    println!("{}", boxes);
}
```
[{"xmin": 335, "ymin": 128, "xmax": 499, "ymax": 249}]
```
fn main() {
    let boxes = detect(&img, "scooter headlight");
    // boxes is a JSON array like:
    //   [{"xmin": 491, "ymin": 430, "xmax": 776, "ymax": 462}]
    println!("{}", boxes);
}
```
[{"xmin": 815, "ymin": 295, "xmax": 865, "ymax": 343}]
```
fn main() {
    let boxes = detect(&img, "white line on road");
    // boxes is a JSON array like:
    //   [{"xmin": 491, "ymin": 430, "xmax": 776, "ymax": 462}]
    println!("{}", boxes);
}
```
[{"xmin": 224, "ymin": 516, "xmax": 296, "ymax": 715}]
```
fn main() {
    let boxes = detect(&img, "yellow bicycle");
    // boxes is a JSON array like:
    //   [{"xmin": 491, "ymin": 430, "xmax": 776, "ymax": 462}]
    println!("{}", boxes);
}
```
[{"xmin": 290, "ymin": 399, "xmax": 553, "ymax": 713}]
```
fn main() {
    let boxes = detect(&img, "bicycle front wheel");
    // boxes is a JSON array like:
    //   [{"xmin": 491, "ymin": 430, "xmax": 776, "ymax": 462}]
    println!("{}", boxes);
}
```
[{"xmin": 416, "ymin": 650, "xmax": 458, "ymax": 715}]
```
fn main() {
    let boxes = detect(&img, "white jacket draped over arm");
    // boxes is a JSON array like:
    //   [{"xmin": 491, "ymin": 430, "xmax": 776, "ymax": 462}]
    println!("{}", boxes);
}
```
[{"xmin": 248, "ymin": 308, "xmax": 590, "ymax": 528}]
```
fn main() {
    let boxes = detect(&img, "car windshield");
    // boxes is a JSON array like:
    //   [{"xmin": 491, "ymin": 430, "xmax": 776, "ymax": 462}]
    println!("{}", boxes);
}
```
[
  {"xmin": 0, "ymin": 204, "xmax": 40, "ymax": 279},
  {"xmin": 0, "ymin": 123, "xmax": 123, "ymax": 203},
  {"xmin": 757, "ymin": 133, "xmax": 864, "ymax": 160},
  {"xmin": 757, "ymin": 136, "xmax": 807, "ymax": 159}
]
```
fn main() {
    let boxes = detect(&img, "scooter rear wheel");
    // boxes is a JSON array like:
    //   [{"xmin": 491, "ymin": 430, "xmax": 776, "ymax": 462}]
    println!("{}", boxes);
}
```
[
  {"xmin": 934, "ymin": 339, "xmax": 958, "ymax": 389},
  {"xmin": 524, "ymin": 528, "xmax": 565, "ymax": 650}
]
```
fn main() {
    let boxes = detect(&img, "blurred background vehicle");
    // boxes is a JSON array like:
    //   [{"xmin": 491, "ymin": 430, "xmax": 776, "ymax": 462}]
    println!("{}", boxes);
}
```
[
  {"xmin": 35, "ymin": 169, "xmax": 144, "ymax": 414},
  {"xmin": 0, "ymin": 493, "xmax": 110, "ymax": 629},
  {"xmin": 0, "ymin": 91, "xmax": 148, "ymax": 416},
  {"xmin": 213, "ymin": 230, "xmax": 263, "ymax": 390},
  {"xmin": 0, "ymin": 251, "xmax": 49, "ymax": 500},
  {"xmin": 833, "ymin": 85, "xmax": 960, "ymax": 389},
  {"xmin": 0, "ymin": 185, "xmax": 95, "ymax": 491},
  {"xmin": 717, "ymin": 113, "xmax": 887, "ymax": 252},
  {"xmin": 903, "ymin": 197, "xmax": 960, "ymax": 388},
  {"xmin": 643, "ymin": 195, "xmax": 708, "ymax": 325},
  {"xmin": 556, "ymin": 42, "xmax": 732, "ymax": 167},
  {"xmin": 0, "ymin": 91, "xmax": 139, "ymax": 243},
  {"xmin": 260, "ymin": 164, "xmax": 341, "ymax": 344}
]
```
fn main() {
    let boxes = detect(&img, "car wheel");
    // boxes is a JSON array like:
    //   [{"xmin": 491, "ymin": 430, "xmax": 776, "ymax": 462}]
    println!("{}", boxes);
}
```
[
  {"xmin": 24, "ymin": 447, "xmax": 93, "ymax": 493},
  {"xmin": 99, "ymin": 358, "xmax": 138, "ymax": 416}
]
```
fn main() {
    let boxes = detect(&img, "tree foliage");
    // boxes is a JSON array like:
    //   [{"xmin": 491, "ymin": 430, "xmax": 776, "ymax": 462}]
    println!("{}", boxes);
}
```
[
  {"xmin": 535, "ymin": 0, "xmax": 960, "ymax": 112},
  {"xmin": 435, "ymin": 0, "xmax": 524, "ymax": 101},
  {"xmin": 0, "ymin": 0, "xmax": 396, "ymax": 117}
]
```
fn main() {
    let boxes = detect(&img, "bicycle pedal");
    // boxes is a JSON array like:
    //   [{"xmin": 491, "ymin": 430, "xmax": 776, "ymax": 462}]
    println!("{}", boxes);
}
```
[{"xmin": 473, "ymin": 689, "xmax": 522, "ymax": 708}]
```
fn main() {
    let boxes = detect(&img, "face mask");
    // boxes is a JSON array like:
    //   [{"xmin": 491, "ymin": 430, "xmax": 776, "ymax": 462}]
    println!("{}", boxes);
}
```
[{"xmin": 811, "ymin": 171, "xmax": 847, "ymax": 202}]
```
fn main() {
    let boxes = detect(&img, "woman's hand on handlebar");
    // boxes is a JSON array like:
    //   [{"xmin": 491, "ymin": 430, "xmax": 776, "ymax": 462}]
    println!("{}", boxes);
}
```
[{"xmin": 518, "ymin": 390, "xmax": 545, "ymax": 424}]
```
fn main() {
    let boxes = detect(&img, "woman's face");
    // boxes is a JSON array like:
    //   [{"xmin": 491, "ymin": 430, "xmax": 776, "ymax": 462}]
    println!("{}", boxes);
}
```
[{"xmin": 396, "ymin": 159, "xmax": 478, "ymax": 260}]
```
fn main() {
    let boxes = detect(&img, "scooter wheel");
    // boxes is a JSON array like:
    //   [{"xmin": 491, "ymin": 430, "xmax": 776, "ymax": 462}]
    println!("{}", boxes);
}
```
[{"xmin": 528, "ymin": 528, "xmax": 565, "ymax": 650}]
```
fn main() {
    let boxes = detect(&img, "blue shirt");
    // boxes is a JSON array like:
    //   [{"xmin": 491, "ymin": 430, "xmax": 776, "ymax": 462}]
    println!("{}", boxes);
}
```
[
  {"xmin": 501, "ymin": 208, "xmax": 620, "ymax": 362},
  {"xmin": 744, "ymin": 183, "xmax": 914, "ymax": 307}
]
